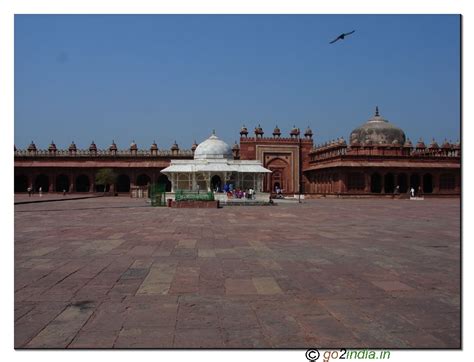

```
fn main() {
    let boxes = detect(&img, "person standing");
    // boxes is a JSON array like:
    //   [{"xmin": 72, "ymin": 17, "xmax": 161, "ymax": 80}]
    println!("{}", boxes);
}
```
[
  {"xmin": 39, "ymin": 186, "xmax": 42, "ymax": 197},
  {"xmin": 27, "ymin": 187, "xmax": 32, "ymax": 197},
  {"xmin": 410, "ymin": 187, "xmax": 415, "ymax": 198}
]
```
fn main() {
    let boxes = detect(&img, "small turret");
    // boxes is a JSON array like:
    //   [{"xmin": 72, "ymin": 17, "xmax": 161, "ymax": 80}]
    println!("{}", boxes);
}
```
[
  {"xmin": 416, "ymin": 137, "xmax": 426, "ymax": 151},
  {"xmin": 89, "ymin": 141, "xmax": 97, "ymax": 155},
  {"xmin": 232, "ymin": 141, "xmax": 240, "ymax": 159},
  {"xmin": 290, "ymin": 125, "xmax": 300, "ymax": 138},
  {"xmin": 27, "ymin": 141, "xmax": 37, "ymax": 154},
  {"xmin": 240, "ymin": 125, "xmax": 249, "ymax": 138},
  {"xmin": 109, "ymin": 140, "xmax": 118, "ymax": 155},
  {"xmin": 429, "ymin": 138, "xmax": 439, "ymax": 149},
  {"xmin": 150, "ymin": 140, "xmax": 158, "ymax": 155},
  {"xmin": 171, "ymin": 141, "xmax": 179, "ymax": 156},
  {"xmin": 273, "ymin": 125, "xmax": 281, "ymax": 138},
  {"xmin": 254, "ymin": 124, "xmax": 264, "ymax": 138},
  {"xmin": 69, "ymin": 141, "xmax": 77, "ymax": 155},
  {"xmin": 130, "ymin": 140, "xmax": 138, "ymax": 155}
]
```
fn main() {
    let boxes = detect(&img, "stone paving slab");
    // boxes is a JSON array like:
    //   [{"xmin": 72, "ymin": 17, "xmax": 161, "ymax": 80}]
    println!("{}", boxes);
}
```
[{"xmin": 14, "ymin": 197, "xmax": 461, "ymax": 348}]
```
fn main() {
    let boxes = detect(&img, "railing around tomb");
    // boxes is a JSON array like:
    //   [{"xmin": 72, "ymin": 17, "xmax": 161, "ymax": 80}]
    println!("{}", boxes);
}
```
[{"xmin": 174, "ymin": 190, "xmax": 215, "ymax": 202}]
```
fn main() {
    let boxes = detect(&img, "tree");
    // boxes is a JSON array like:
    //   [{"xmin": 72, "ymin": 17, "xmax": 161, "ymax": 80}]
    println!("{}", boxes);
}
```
[{"xmin": 95, "ymin": 168, "xmax": 117, "ymax": 194}]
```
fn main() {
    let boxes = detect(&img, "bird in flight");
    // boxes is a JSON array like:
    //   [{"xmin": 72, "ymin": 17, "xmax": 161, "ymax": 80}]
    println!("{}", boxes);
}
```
[{"xmin": 329, "ymin": 30, "xmax": 355, "ymax": 44}]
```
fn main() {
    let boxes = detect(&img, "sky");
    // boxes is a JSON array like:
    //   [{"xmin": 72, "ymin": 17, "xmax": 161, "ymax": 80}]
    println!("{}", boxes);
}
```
[{"xmin": 14, "ymin": 14, "xmax": 460, "ymax": 150}]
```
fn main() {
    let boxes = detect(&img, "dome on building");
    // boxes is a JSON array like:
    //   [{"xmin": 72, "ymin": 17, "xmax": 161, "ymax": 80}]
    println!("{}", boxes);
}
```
[
  {"xmin": 130, "ymin": 141, "xmax": 138, "ymax": 151},
  {"xmin": 350, "ymin": 107, "xmax": 406, "ymax": 145},
  {"xmin": 69, "ymin": 141, "xmax": 77, "ymax": 151},
  {"xmin": 194, "ymin": 132, "xmax": 233, "ymax": 160},
  {"xmin": 150, "ymin": 141, "xmax": 158, "ymax": 151}
]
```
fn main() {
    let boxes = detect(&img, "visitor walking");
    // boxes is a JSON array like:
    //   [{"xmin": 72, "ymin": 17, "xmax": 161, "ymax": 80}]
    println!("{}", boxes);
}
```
[
  {"xmin": 410, "ymin": 187, "xmax": 415, "ymax": 198},
  {"xmin": 39, "ymin": 186, "xmax": 42, "ymax": 197},
  {"xmin": 27, "ymin": 187, "xmax": 32, "ymax": 197}
]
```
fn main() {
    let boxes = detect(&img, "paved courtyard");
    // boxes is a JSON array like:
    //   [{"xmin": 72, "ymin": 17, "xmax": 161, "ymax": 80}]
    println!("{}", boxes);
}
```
[{"xmin": 14, "ymin": 197, "xmax": 461, "ymax": 348}]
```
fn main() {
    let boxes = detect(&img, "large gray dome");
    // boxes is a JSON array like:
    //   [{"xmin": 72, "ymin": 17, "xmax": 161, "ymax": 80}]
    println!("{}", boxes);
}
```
[
  {"xmin": 194, "ymin": 132, "xmax": 233, "ymax": 160},
  {"xmin": 350, "ymin": 107, "xmax": 406, "ymax": 145}
]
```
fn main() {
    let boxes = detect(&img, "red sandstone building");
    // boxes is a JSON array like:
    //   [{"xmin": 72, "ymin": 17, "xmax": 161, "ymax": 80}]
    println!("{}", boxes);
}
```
[{"xmin": 14, "ymin": 108, "xmax": 460, "ymax": 197}]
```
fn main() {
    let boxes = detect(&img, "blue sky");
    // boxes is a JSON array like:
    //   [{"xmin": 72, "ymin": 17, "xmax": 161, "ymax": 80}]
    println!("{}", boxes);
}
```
[{"xmin": 14, "ymin": 14, "xmax": 460, "ymax": 150}]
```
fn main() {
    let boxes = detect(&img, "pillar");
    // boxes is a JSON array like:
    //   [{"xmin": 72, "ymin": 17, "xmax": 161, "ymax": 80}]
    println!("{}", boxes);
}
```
[
  {"xmin": 50, "ymin": 171, "xmax": 55, "ymax": 193},
  {"xmin": 364, "ymin": 172, "xmax": 370, "ymax": 193},
  {"xmin": 89, "ymin": 171, "xmax": 95, "ymax": 193},
  {"xmin": 192, "ymin": 173, "xmax": 196, "ymax": 191},
  {"xmin": 433, "ymin": 173, "xmax": 440, "ymax": 194},
  {"xmin": 455, "ymin": 173, "xmax": 461, "ymax": 193}
]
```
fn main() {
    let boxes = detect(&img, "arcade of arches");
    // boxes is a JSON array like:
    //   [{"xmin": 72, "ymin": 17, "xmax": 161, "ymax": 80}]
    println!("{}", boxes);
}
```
[
  {"xmin": 14, "ymin": 170, "xmax": 171, "ymax": 193},
  {"xmin": 304, "ymin": 169, "xmax": 460, "ymax": 195}
]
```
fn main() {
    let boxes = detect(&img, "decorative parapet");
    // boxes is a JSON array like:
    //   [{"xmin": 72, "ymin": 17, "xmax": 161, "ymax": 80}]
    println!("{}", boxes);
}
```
[
  {"xmin": 309, "ymin": 137, "xmax": 461, "ymax": 161},
  {"xmin": 14, "ymin": 148, "xmax": 194, "ymax": 158},
  {"xmin": 240, "ymin": 136, "xmax": 313, "ymax": 143}
]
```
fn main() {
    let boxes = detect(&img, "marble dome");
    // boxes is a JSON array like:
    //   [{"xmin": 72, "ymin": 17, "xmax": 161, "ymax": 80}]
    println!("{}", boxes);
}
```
[
  {"xmin": 194, "ymin": 132, "xmax": 233, "ymax": 160},
  {"xmin": 350, "ymin": 107, "xmax": 406, "ymax": 145}
]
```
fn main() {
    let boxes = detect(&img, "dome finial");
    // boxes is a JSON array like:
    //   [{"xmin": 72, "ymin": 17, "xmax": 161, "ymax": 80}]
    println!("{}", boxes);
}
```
[{"xmin": 375, "ymin": 106, "xmax": 380, "ymax": 117}]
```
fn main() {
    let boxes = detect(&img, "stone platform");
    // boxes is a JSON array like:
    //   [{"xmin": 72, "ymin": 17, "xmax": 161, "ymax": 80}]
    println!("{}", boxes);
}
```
[
  {"xmin": 14, "ymin": 197, "xmax": 460, "ymax": 348},
  {"xmin": 171, "ymin": 200, "xmax": 220, "ymax": 208}
]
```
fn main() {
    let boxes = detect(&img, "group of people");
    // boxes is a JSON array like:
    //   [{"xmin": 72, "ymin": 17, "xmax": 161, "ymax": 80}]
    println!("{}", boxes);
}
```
[
  {"xmin": 26, "ymin": 187, "xmax": 68, "ymax": 197},
  {"xmin": 274, "ymin": 186, "xmax": 284, "ymax": 199},
  {"xmin": 26, "ymin": 186, "xmax": 42, "ymax": 197},
  {"xmin": 212, "ymin": 183, "xmax": 257, "ymax": 199},
  {"xmin": 409, "ymin": 186, "xmax": 423, "ymax": 198},
  {"xmin": 226, "ymin": 187, "xmax": 256, "ymax": 200}
]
